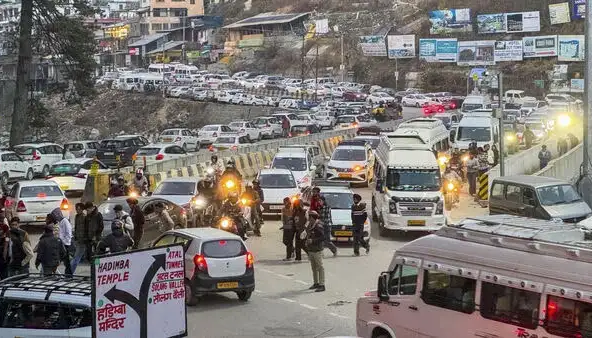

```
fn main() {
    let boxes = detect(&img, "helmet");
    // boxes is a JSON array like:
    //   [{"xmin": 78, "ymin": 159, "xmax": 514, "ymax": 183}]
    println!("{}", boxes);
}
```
[
  {"xmin": 226, "ymin": 159, "xmax": 236, "ymax": 168},
  {"xmin": 204, "ymin": 173, "xmax": 214, "ymax": 182},
  {"xmin": 211, "ymin": 155, "xmax": 218, "ymax": 163},
  {"xmin": 135, "ymin": 168, "xmax": 143, "ymax": 179},
  {"xmin": 117, "ymin": 175, "xmax": 125, "ymax": 182}
]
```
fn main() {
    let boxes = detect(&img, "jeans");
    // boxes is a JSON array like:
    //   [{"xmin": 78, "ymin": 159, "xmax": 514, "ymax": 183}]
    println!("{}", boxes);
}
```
[
  {"xmin": 467, "ymin": 171, "xmax": 477, "ymax": 195},
  {"xmin": 71, "ymin": 240, "xmax": 90, "ymax": 274},
  {"xmin": 63, "ymin": 245, "xmax": 73, "ymax": 276},
  {"xmin": 353, "ymin": 228, "xmax": 369, "ymax": 255},
  {"xmin": 282, "ymin": 229, "xmax": 295, "ymax": 259},
  {"xmin": 294, "ymin": 231, "xmax": 307, "ymax": 260},
  {"xmin": 308, "ymin": 251, "xmax": 324, "ymax": 285},
  {"xmin": 133, "ymin": 228, "xmax": 144, "ymax": 249}
]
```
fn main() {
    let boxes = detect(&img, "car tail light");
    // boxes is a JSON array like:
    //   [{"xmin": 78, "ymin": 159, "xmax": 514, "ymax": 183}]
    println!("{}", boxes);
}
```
[
  {"xmin": 423, "ymin": 109, "xmax": 430, "ymax": 114},
  {"xmin": 246, "ymin": 251, "xmax": 254, "ymax": 269},
  {"xmin": 32, "ymin": 150, "xmax": 41, "ymax": 160},
  {"xmin": 45, "ymin": 176, "xmax": 53, "ymax": 179},
  {"xmin": 231, "ymin": 146, "xmax": 238, "ymax": 150},
  {"xmin": 288, "ymin": 133, "xmax": 292, "ymax": 137},
  {"xmin": 75, "ymin": 173, "xmax": 87, "ymax": 179},
  {"xmin": 212, "ymin": 132, "xmax": 217, "ymax": 137},
  {"xmin": 193, "ymin": 254, "xmax": 208, "ymax": 272},
  {"xmin": 451, "ymin": 103, "xmax": 456, "ymax": 109},
  {"xmin": 306, "ymin": 131, "xmax": 310, "ymax": 135},
  {"xmin": 155, "ymin": 154, "xmax": 164, "ymax": 160},
  {"xmin": 17, "ymin": 200, "xmax": 26, "ymax": 212},
  {"xmin": 175, "ymin": 137, "xmax": 182, "ymax": 142},
  {"xmin": 60, "ymin": 198, "xmax": 69, "ymax": 211}
]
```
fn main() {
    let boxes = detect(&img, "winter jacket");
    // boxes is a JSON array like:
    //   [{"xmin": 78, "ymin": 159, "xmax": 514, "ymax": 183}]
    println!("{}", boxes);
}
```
[
  {"xmin": 73, "ymin": 213, "xmax": 89, "ymax": 242},
  {"xmin": 129, "ymin": 205, "xmax": 145, "ymax": 233},
  {"xmin": 86, "ymin": 207, "xmax": 105, "ymax": 241},
  {"xmin": 281, "ymin": 207, "xmax": 293, "ymax": 230},
  {"xmin": 50, "ymin": 208, "xmax": 72, "ymax": 246},
  {"xmin": 305, "ymin": 221, "xmax": 324, "ymax": 252},
  {"xmin": 97, "ymin": 227, "xmax": 134, "ymax": 254},
  {"xmin": 309, "ymin": 196, "xmax": 321, "ymax": 213},
  {"xmin": 9, "ymin": 228, "xmax": 33, "ymax": 268},
  {"xmin": 351, "ymin": 202, "xmax": 368, "ymax": 228},
  {"xmin": 293, "ymin": 208, "xmax": 307, "ymax": 232},
  {"xmin": 35, "ymin": 233, "xmax": 66, "ymax": 269},
  {"xmin": 254, "ymin": 186, "xmax": 264, "ymax": 203},
  {"xmin": 115, "ymin": 211, "xmax": 134, "ymax": 234}
]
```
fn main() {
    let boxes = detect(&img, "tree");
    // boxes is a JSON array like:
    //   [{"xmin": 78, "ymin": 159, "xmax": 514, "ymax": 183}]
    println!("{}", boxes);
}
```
[{"xmin": 10, "ymin": 0, "xmax": 97, "ymax": 146}]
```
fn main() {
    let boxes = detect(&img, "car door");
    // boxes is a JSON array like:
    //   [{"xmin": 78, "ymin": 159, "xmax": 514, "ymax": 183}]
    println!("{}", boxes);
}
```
[
  {"xmin": 8, "ymin": 153, "xmax": 28, "ymax": 179},
  {"xmin": 53, "ymin": 145, "xmax": 64, "ymax": 163}
]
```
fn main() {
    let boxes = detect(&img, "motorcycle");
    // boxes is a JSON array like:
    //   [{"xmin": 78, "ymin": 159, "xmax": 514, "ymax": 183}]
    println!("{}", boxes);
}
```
[
  {"xmin": 443, "ymin": 180, "xmax": 460, "ymax": 211},
  {"xmin": 240, "ymin": 197, "xmax": 260, "ymax": 233},
  {"xmin": 192, "ymin": 195, "xmax": 216, "ymax": 227},
  {"xmin": 128, "ymin": 182, "xmax": 149, "ymax": 198},
  {"xmin": 216, "ymin": 214, "xmax": 247, "ymax": 240}
]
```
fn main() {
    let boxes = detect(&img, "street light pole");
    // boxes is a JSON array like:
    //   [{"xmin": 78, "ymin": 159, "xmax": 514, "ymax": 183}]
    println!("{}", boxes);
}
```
[{"xmin": 498, "ymin": 72, "xmax": 505, "ymax": 176}]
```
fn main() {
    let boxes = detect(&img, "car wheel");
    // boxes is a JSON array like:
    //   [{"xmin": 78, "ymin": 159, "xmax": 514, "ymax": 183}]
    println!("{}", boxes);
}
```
[
  {"xmin": 182, "ymin": 143, "xmax": 187, "ymax": 152},
  {"xmin": 0, "ymin": 172, "xmax": 8, "ymax": 186},
  {"xmin": 257, "ymin": 133, "xmax": 262, "ymax": 142},
  {"xmin": 415, "ymin": 102, "xmax": 420, "ymax": 108},
  {"xmin": 378, "ymin": 214, "xmax": 388, "ymax": 237},
  {"xmin": 41, "ymin": 165, "xmax": 50, "ymax": 177},
  {"xmin": 26, "ymin": 168, "xmax": 34, "ymax": 181},
  {"xmin": 371, "ymin": 197, "xmax": 378, "ymax": 222},
  {"xmin": 237, "ymin": 290, "xmax": 252, "ymax": 301},
  {"xmin": 185, "ymin": 279, "xmax": 199, "ymax": 306}
]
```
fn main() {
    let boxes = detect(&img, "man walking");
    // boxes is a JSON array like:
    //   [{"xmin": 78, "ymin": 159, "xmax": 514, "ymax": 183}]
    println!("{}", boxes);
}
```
[
  {"xmin": 538, "ymin": 145, "xmax": 552, "ymax": 170},
  {"xmin": 36, "ymin": 224, "xmax": 67, "ymax": 276},
  {"xmin": 71, "ymin": 203, "xmax": 90, "ymax": 274},
  {"xmin": 127, "ymin": 198, "xmax": 145, "ymax": 249},
  {"xmin": 85, "ymin": 202, "xmax": 104, "ymax": 255},
  {"xmin": 7, "ymin": 217, "xmax": 33, "ymax": 276},
  {"xmin": 318, "ymin": 196, "xmax": 337, "ymax": 256},
  {"xmin": 281, "ymin": 197, "xmax": 294, "ymax": 261},
  {"xmin": 305, "ymin": 211, "xmax": 325, "ymax": 292},
  {"xmin": 466, "ymin": 153, "xmax": 480, "ymax": 196},
  {"xmin": 49, "ymin": 208, "xmax": 73, "ymax": 275},
  {"xmin": 351, "ymin": 194, "xmax": 370, "ymax": 256}
]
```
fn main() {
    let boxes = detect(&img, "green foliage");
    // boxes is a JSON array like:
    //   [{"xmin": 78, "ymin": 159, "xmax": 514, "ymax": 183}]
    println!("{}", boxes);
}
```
[{"xmin": 28, "ymin": 97, "xmax": 50, "ymax": 131}]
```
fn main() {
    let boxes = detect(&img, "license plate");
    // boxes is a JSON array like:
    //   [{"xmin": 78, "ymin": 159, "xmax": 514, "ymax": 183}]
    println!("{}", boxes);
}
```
[
  {"xmin": 217, "ymin": 282, "xmax": 239, "ymax": 289},
  {"xmin": 408, "ymin": 220, "xmax": 426, "ymax": 226},
  {"xmin": 338, "ymin": 173, "xmax": 352, "ymax": 178},
  {"xmin": 163, "ymin": 138, "xmax": 172, "ymax": 142},
  {"xmin": 336, "ymin": 237, "xmax": 349, "ymax": 242},
  {"xmin": 60, "ymin": 185, "xmax": 69, "ymax": 191},
  {"xmin": 341, "ymin": 124, "xmax": 349, "ymax": 127},
  {"xmin": 334, "ymin": 230, "xmax": 352, "ymax": 236},
  {"xmin": 104, "ymin": 152, "xmax": 114, "ymax": 156},
  {"xmin": 36, "ymin": 216, "xmax": 46, "ymax": 221},
  {"xmin": 270, "ymin": 205, "xmax": 283, "ymax": 210}
]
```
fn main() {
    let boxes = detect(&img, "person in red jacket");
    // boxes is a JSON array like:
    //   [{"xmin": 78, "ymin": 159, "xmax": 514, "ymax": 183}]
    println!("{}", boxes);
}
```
[{"xmin": 309, "ymin": 187, "xmax": 322, "ymax": 212}]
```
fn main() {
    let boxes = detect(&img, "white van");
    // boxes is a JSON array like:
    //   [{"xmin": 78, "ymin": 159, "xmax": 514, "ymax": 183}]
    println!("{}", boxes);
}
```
[
  {"xmin": 392, "ymin": 118, "xmax": 450, "ymax": 152},
  {"xmin": 453, "ymin": 113, "xmax": 499, "ymax": 151},
  {"xmin": 270, "ymin": 148, "xmax": 316, "ymax": 188},
  {"xmin": 357, "ymin": 214, "xmax": 592, "ymax": 338},
  {"xmin": 148, "ymin": 63, "xmax": 171, "ymax": 74},
  {"xmin": 371, "ymin": 138, "xmax": 445, "ymax": 234},
  {"xmin": 504, "ymin": 89, "xmax": 536, "ymax": 106},
  {"xmin": 461, "ymin": 95, "xmax": 492, "ymax": 113}
]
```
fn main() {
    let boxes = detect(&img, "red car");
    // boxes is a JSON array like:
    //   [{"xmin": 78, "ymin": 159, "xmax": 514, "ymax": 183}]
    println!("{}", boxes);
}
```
[
  {"xmin": 422, "ymin": 102, "xmax": 445, "ymax": 115},
  {"xmin": 343, "ymin": 91, "xmax": 367, "ymax": 102},
  {"xmin": 434, "ymin": 98, "xmax": 457, "ymax": 110}
]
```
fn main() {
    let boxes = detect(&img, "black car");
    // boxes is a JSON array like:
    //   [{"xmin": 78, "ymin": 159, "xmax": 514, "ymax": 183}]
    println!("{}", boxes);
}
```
[{"xmin": 95, "ymin": 136, "xmax": 149, "ymax": 168}]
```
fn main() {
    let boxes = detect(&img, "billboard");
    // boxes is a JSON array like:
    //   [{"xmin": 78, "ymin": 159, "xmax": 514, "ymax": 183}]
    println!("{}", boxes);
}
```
[
  {"xmin": 419, "ymin": 38, "xmax": 458, "ymax": 62},
  {"xmin": 387, "ymin": 35, "xmax": 416, "ymax": 59},
  {"xmin": 477, "ymin": 14, "xmax": 506, "ymax": 34},
  {"xmin": 558, "ymin": 35, "xmax": 585, "ymax": 61},
  {"xmin": 428, "ymin": 9, "xmax": 472, "ymax": 34},
  {"xmin": 457, "ymin": 41, "xmax": 495, "ymax": 66},
  {"xmin": 494, "ymin": 40, "xmax": 523, "ymax": 62},
  {"xmin": 573, "ymin": 0, "xmax": 586, "ymax": 19},
  {"xmin": 506, "ymin": 11, "xmax": 540, "ymax": 32},
  {"xmin": 549, "ymin": 2, "xmax": 571, "ymax": 24},
  {"xmin": 523, "ymin": 35, "xmax": 558, "ymax": 58},
  {"xmin": 359, "ymin": 35, "xmax": 387, "ymax": 57}
]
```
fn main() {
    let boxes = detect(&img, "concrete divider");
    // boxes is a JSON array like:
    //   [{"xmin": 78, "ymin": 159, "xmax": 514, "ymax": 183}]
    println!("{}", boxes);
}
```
[{"xmin": 533, "ymin": 143, "xmax": 582, "ymax": 183}]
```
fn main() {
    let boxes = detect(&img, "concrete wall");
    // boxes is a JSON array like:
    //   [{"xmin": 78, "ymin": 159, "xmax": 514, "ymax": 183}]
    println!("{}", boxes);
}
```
[{"xmin": 533, "ymin": 144, "xmax": 582, "ymax": 183}]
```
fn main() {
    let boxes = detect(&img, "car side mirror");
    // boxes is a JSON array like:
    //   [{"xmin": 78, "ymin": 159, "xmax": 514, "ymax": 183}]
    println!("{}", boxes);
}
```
[{"xmin": 377, "ymin": 273, "xmax": 389, "ymax": 301}]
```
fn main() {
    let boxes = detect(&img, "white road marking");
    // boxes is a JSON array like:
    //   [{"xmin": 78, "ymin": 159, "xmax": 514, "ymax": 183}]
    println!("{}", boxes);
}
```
[
  {"xmin": 329, "ymin": 312, "xmax": 351, "ymax": 319},
  {"xmin": 258, "ymin": 268, "xmax": 273, "ymax": 273},
  {"xmin": 294, "ymin": 279, "xmax": 309, "ymax": 285},
  {"xmin": 254, "ymin": 290, "xmax": 264, "ymax": 294},
  {"xmin": 300, "ymin": 304, "xmax": 318, "ymax": 310},
  {"xmin": 280, "ymin": 298, "xmax": 297, "ymax": 303}
]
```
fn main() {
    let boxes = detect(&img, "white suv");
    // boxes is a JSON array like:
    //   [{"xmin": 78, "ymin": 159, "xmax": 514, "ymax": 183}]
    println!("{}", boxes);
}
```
[
  {"xmin": 14, "ymin": 143, "xmax": 64, "ymax": 177},
  {"xmin": 0, "ymin": 151, "xmax": 34, "ymax": 185},
  {"xmin": 158, "ymin": 128, "xmax": 200, "ymax": 152},
  {"xmin": 152, "ymin": 227, "xmax": 255, "ymax": 306},
  {"xmin": 0, "ymin": 274, "xmax": 92, "ymax": 337}
]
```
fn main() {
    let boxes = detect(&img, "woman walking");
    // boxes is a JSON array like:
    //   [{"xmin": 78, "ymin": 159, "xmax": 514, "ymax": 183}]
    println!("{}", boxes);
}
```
[{"xmin": 280, "ymin": 197, "xmax": 295, "ymax": 261}]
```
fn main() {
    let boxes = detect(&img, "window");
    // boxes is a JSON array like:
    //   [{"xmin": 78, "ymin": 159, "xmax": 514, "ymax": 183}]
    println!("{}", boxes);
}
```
[
  {"xmin": 480, "ymin": 282, "xmax": 540, "ymax": 329},
  {"xmin": 164, "ymin": 146, "xmax": 185, "ymax": 154},
  {"xmin": 66, "ymin": 306, "xmax": 92, "ymax": 329},
  {"xmin": 490, "ymin": 183, "xmax": 503, "ymax": 199},
  {"xmin": 20, "ymin": 185, "xmax": 63, "ymax": 198},
  {"xmin": 545, "ymin": 295, "xmax": 592, "ymax": 337},
  {"xmin": 154, "ymin": 235, "xmax": 176, "ymax": 246},
  {"xmin": 421, "ymin": 270, "xmax": 476, "ymax": 314},
  {"xmin": 537, "ymin": 184, "xmax": 582, "ymax": 206},
  {"xmin": 151, "ymin": 23, "xmax": 162, "ymax": 31},
  {"xmin": 522, "ymin": 188, "xmax": 536, "ymax": 206},
  {"xmin": 190, "ymin": 0, "xmax": 195, "ymax": 4},
  {"xmin": 0, "ymin": 300, "xmax": 68, "ymax": 329},
  {"xmin": 506, "ymin": 185, "xmax": 521, "ymax": 202},
  {"xmin": 202, "ymin": 240, "xmax": 246, "ymax": 258},
  {"xmin": 65, "ymin": 143, "xmax": 83, "ymax": 151},
  {"xmin": 152, "ymin": 8, "xmax": 166, "ymax": 17}
]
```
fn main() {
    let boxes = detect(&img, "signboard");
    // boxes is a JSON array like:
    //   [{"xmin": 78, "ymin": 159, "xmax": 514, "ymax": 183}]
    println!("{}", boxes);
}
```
[
  {"xmin": 477, "ymin": 14, "xmax": 506, "ymax": 34},
  {"xmin": 457, "ymin": 40, "xmax": 495, "ymax": 66},
  {"xmin": 523, "ymin": 35, "xmax": 558, "ymax": 58},
  {"xmin": 359, "ymin": 36, "xmax": 387, "ymax": 57},
  {"xmin": 573, "ymin": 0, "xmax": 586, "ymax": 19},
  {"xmin": 549, "ymin": 2, "xmax": 571, "ymax": 24},
  {"xmin": 128, "ymin": 48, "xmax": 140, "ymax": 56},
  {"xmin": 387, "ymin": 35, "xmax": 416, "ymax": 59},
  {"xmin": 494, "ymin": 40, "xmax": 523, "ymax": 61},
  {"xmin": 558, "ymin": 35, "xmax": 585, "ymax": 61},
  {"xmin": 506, "ymin": 11, "xmax": 540, "ymax": 32},
  {"xmin": 92, "ymin": 245, "xmax": 187, "ymax": 338},
  {"xmin": 419, "ymin": 38, "xmax": 458, "ymax": 62},
  {"xmin": 105, "ymin": 24, "xmax": 130, "ymax": 39},
  {"xmin": 315, "ymin": 19, "xmax": 329, "ymax": 34},
  {"xmin": 428, "ymin": 8, "xmax": 472, "ymax": 34},
  {"xmin": 571, "ymin": 78, "xmax": 585, "ymax": 92}
]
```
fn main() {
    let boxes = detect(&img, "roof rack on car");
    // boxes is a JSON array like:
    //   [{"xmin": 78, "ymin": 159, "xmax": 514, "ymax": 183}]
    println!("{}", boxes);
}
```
[
  {"xmin": 0, "ymin": 273, "xmax": 92, "ymax": 298},
  {"xmin": 311, "ymin": 179, "xmax": 351, "ymax": 187},
  {"xmin": 337, "ymin": 139, "xmax": 368, "ymax": 146}
]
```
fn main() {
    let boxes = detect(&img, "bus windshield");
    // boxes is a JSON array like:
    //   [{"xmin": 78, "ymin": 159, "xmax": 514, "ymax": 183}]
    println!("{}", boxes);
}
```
[{"xmin": 386, "ymin": 169, "xmax": 441, "ymax": 191}]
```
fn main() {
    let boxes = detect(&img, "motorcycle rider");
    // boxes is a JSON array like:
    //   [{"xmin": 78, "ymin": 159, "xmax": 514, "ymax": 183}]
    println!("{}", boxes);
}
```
[
  {"xmin": 220, "ymin": 192, "xmax": 247, "ymax": 240},
  {"xmin": 222, "ymin": 159, "xmax": 242, "ymax": 181},
  {"xmin": 252, "ymin": 179, "xmax": 265, "ymax": 226},
  {"xmin": 219, "ymin": 159, "xmax": 242, "ymax": 200},
  {"xmin": 443, "ymin": 167, "xmax": 462, "ymax": 203},
  {"xmin": 196, "ymin": 173, "xmax": 218, "ymax": 226},
  {"xmin": 132, "ymin": 168, "xmax": 149, "ymax": 195},
  {"xmin": 241, "ymin": 185, "xmax": 261, "ymax": 236},
  {"xmin": 108, "ymin": 176, "xmax": 129, "ymax": 197},
  {"xmin": 210, "ymin": 155, "xmax": 224, "ymax": 178}
]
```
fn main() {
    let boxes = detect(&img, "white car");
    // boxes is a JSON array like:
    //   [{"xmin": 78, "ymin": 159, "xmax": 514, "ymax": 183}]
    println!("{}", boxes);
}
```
[
  {"xmin": 231, "ymin": 93, "xmax": 251, "ymax": 105},
  {"xmin": 325, "ymin": 140, "xmax": 374, "ymax": 185},
  {"xmin": 313, "ymin": 111, "xmax": 336, "ymax": 129},
  {"xmin": 219, "ymin": 74, "xmax": 237, "ymax": 86},
  {"xmin": 335, "ymin": 114, "xmax": 368, "ymax": 129},
  {"xmin": 330, "ymin": 86, "xmax": 346, "ymax": 98},
  {"xmin": 152, "ymin": 177, "xmax": 199, "ymax": 210},
  {"xmin": 278, "ymin": 98, "xmax": 300, "ymax": 109},
  {"xmin": 242, "ymin": 79, "xmax": 265, "ymax": 89},
  {"xmin": 217, "ymin": 90, "xmax": 242, "ymax": 104},
  {"xmin": 366, "ymin": 92, "xmax": 396, "ymax": 104},
  {"xmin": 14, "ymin": 142, "xmax": 65, "ymax": 177},
  {"xmin": 63, "ymin": 140, "xmax": 101, "ymax": 158},
  {"xmin": 257, "ymin": 169, "xmax": 300, "ymax": 215},
  {"xmin": 197, "ymin": 124, "xmax": 233, "ymax": 146},
  {"xmin": 401, "ymin": 94, "xmax": 431, "ymax": 107},
  {"xmin": 192, "ymin": 89, "xmax": 208, "ymax": 101},
  {"xmin": 272, "ymin": 113, "xmax": 308, "ymax": 128},
  {"xmin": 210, "ymin": 133, "xmax": 251, "ymax": 152},
  {"xmin": 169, "ymin": 86, "xmax": 191, "ymax": 98},
  {"xmin": 0, "ymin": 151, "xmax": 34, "ymax": 184},
  {"xmin": 4, "ymin": 180, "xmax": 70, "ymax": 224},
  {"xmin": 47, "ymin": 158, "xmax": 110, "ymax": 194},
  {"xmin": 252, "ymin": 116, "xmax": 283, "ymax": 139},
  {"xmin": 271, "ymin": 148, "xmax": 316, "ymax": 188},
  {"xmin": 232, "ymin": 71, "xmax": 250, "ymax": 80},
  {"xmin": 228, "ymin": 121, "xmax": 262, "ymax": 141},
  {"xmin": 134, "ymin": 143, "xmax": 188, "ymax": 165},
  {"xmin": 286, "ymin": 84, "xmax": 305, "ymax": 95},
  {"xmin": 295, "ymin": 114, "xmax": 320, "ymax": 128},
  {"xmin": 248, "ymin": 95, "xmax": 269, "ymax": 106},
  {"xmin": 158, "ymin": 128, "xmax": 199, "ymax": 152}
]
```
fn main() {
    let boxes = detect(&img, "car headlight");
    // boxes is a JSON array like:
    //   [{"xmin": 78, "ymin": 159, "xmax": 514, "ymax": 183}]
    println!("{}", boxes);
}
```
[
  {"xmin": 505, "ymin": 134, "xmax": 516, "ymax": 142},
  {"xmin": 558, "ymin": 114, "xmax": 571, "ymax": 127},
  {"xmin": 389, "ymin": 201, "xmax": 397, "ymax": 214}
]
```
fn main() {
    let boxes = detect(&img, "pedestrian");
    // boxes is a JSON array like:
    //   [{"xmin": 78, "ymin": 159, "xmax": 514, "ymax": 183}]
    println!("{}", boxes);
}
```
[
  {"xmin": 96, "ymin": 221, "xmax": 134, "ymax": 254},
  {"xmin": 281, "ymin": 116, "xmax": 290, "ymax": 137},
  {"xmin": 0, "ymin": 226, "xmax": 8, "ymax": 280},
  {"xmin": 127, "ymin": 198, "xmax": 145, "ymax": 249},
  {"xmin": 351, "ymin": 194, "xmax": 370, "ymax": 256},
  {"xmin": 305, "ymin": 211, "xmax": 325, "ymax": 292},
  {"xmin": 523, "ymin": 125, "xmax": 535, "ymax": 149},
  {"xmin": 309, "ymin": 187, "xmax": 321, "ymax": 212},
  {"xmin": 71, "ymin": 203, "xmax": 89, "ymax": 274},
  {"xmin": 155, "ymin": 202, "xmax": 176, "ymax": 232},
  {"xmin": 538, "ymin": 145, "xmax": 552, "ymax": 170},
  {"xmin": 280, "ymin": 197, "xmax": 294, "ymax": 261},
  {"xmin": 466, "ymin": 153, "xmax": 479, "ymax": 196},
  {"xmin": 557, "ymin": 137, "xmax": 569, "ymax": 156},
  {"xmin": 114, "ymin": 204, "xmax": 134, "ymax": 235},
  {"xmin": 35, "ymin": 224, "xmax": 67, "ymax": 276},
  {"xmin": 0, "ymin": 208, "xmax": 8, "ymax": 231},
  {"xmin": 491, "ymin": 144, "xmax": 500, "ymax": 167},
  {"xmin": 7, "ymin": 217, "xmax": 33, "ymax": 276},
  {"xmin": 252, "ymin": 180, "xmax": 264, "ymax": 225},
  {"xmin": 318, "ymin": 196, "xmax": 337, "ymax": 256},
  {"xmin": 49, "ymin": 208, "xmax": 73, "ymax": 275},
  {"xmin": 84, "ymin": 202, "xmax": 104, "ymax": 257},
  {"xmin": 292, "ymin": 198, "xmax": 307, "ymax": 262},
  {"xmin": 567, "ymin": 133, "xmax": 579, "ymax": 149}
]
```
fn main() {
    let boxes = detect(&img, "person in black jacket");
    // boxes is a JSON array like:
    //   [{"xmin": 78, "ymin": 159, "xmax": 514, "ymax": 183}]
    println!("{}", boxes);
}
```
[
  {"xmin": 84, "ymin": 202, "xmax": 104, "ymax": 254},
  {"xmin": 351, "ymin": 194, "xmax": 370, "ymax": 256},
  {"xmin": 305, "ymin": 211, "xmax": 325, "ymax": 292},
  {"xmin": 252, "ymin": 179, "xmax": 264, "ymax": 225},
  {"xmin": 35, "ymin": 225, "xmax": 67, "ymax": 276},
  {"xmin": 96, "ymin": 221, "xmax": 134, "ymax": 254},
  {"xmin": 0, "ymin": 226, "xmax": 8, "ymax": 280}
]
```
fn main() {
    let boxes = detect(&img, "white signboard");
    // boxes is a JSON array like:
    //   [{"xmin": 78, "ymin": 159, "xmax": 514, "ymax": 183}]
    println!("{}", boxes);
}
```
[
  {"xmin": 387, "ymin": 34, "xmax": 416, "ymax": 59},
  {"xmin": 315, "ymin": 19, "xmax": 329, "ymax": 34},
  {"xmin": 494, "ymin": 40, "xmax": 523, "ymax": 61},
  {"xmin": 558, "ymin": 35, "xmax": 585, "ymax": 61},
  {"xmin": 506, "ymin": 11, "xmax": 541, "ymax": 33},
  {"xmin": 93, "ymin": 245, "xmax": 187, "ymax": 338},
  {"xmin": 523, "ymin": 35, "xmax": 558, "ymax": 58},
  {"xmin": 457, "ymin": 40, "xmax": 495, "ymax": 66}
]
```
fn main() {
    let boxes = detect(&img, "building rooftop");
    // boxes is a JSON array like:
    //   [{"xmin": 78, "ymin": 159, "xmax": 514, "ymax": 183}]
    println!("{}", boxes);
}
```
[{"xmin": 223, "ymin": 12, "xmax": 309, "ymax": 29}]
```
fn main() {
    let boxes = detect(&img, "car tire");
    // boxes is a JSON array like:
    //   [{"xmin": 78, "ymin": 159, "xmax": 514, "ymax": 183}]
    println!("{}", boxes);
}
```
[
  {"xmin": 378, "ymin": 214, "xmax": 388, "ymax": 237},
  {"xmin": 237, "ymin": 290, "xmax": 252, "ymax": 301},
  {"xmin": 185, "ymin": 279, "xmax": 199, "ymax": 306},
  {"xmin": 41, "ymin": 165, "xmax": 50, "ymax": 177},
  {"xmin": 26, "ymin": 168, "xmax": 34, "ymax": 181},
  {"xmin": 0, "ymin": 172, "xmax": 8, "ymax": 186},
  {"xmin": 182, "ymin": 143, "xmax": 187, "ymax": 152},
  {"xmin": 415, "ymin": 102, "xmax": 420, "ymax": 108}
]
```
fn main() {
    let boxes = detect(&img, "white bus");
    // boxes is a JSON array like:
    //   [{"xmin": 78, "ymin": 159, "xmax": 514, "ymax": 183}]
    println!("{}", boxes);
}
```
[
  {"xmin": 357, "ymin": 215, "xmax": 592, "ymax": 338},
  {"xmin": 148, "ymin": 63, "xmax": 172, "ymax": 74},
  {"xmin": 117, "ymin": 73, "xmax": 143, "ymax": 91},
  {"xmin": 383, "ymin": 117, "xmax": 450, "ymax": 152}
]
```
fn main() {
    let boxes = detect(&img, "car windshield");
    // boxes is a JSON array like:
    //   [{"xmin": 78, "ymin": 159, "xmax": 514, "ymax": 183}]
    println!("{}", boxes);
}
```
[
  {"xmin": 522, "ymin": 102, "xmax": 537, "ymax": 108},
  {"xmin": 99, "ymin": 140, "xmax": 124, "ymax": 149},
  {"xmin": 20, "ymin": 185, "xmax": 64, "ymax": 198},
  {"xmin": 434, "ymin": 116, "xmax": 451, "ymax": 124},
  {"xmin": 386, "ymin": 169, "xmax": 441, "ymax": 191},
  {"xmin": 272, "ymin": 157, "xmax": 307, "ymax": 171},
  {"xmin": 229, "ymin": 123, "xmax": 242, "ymax": 128},
  {"xmin": 98, "ymin": 202, "xmax": 131, "ymax": 220},
  {"xmin": 457, "ymin": 127, "xmax": 491, "ymax": 142},
  {"xmin": 215, "ymin": 137, "xmax": 236, "ymax": 144},
  {"xmin": 332, "ymin": 148, "xmax": 366, "ymax": 161},
  {"xmin": 537, "ymin": 184, "xmax": 582, "ymax": 206},
  {"xmin": 50, "ymin": 163, "xmax": 81, "ymax": 176},
  {"xmin": 64, "ymin": 143, "xmax": 83, "ymax": 151},
  {"xmin": 462, "ymin": 103, "xmax": 483, "ymax": 112},
  {"xmin": 322, "ymin": 192, "xmax": 353, "ymax": 209},
  {"xmin": 161, "ymin": 130, "xmax": 178, "ymax": 136},
  {"xmin": 337, "ymin": 117, "xmax": 355, "ymax": 123},
  {"xmin": 259, "ymin": 174, "xmax": 296, "ymax": 189},
  {"xmin": 13, "ymin": 146, "xmax": 34, "ymax": 155},
  {"xmin": 136, "ymin": 148, "xmax": 160, "ymax": 156},
  {"xmin": 153, "ymin": 181, "xmax": 196, "ymax": 195},
  {"xmin": 202, "ymin": 126, "xmax": 219, "ymax": 131}
]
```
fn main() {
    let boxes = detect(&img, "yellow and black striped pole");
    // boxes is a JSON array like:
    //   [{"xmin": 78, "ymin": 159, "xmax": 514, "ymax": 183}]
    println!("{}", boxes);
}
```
[{"xmin": 478, "ymin": 169, "xmax": 489, "ymax": 201}]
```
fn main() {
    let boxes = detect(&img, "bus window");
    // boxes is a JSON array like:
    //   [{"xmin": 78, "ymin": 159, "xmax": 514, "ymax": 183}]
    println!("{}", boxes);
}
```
[
  {"xmin": 388, "ymin": 265, "xmax": 418, "ymax": 296},
  {"xmin": 545, "ymin": 295, "xmax": 592, "ymax": 337},
  {"xmin": 480, "ymin": 282, "xmax": 540, "ymax": 329},
  {"xmin": 421, "ymin": 270, "xmax": 476, "ymax": 314}
]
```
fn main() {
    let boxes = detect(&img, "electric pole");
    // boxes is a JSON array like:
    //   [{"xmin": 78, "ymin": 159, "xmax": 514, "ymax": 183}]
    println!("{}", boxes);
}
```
[{"xmin": 581, "ymin": 0, "xmax": 592, "ymax": 205}]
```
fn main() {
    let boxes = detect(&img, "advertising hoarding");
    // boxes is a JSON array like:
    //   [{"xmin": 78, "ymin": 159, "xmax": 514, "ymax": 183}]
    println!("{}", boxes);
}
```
[
  {"xmin": 523, "ymin": 35, "xmax": 558, "ymax": 58},
  {"xmin": 457, "ymin": 40, "xmax": 496, "ymax": 66},
  {"xmin": 428, "ymin": 9, "xmax": 472, "ymax": 34},
  {"xmin": 494, "ymin": 40, "xmax": 523, "ymax": 61},
  {"xmin": 558, "ymin": 35, "xmax": 585, "ymax": 61},
  {"xmin": 549, "ymin": 2, "xmax": 571, "ymax": 24},
  {"xmin": 359, "ymin": 36, "xmax": 387, "ymax": 57},
  {"xmin": 387, "ymin": 35, "xmax": 416, "ymax": 59},
  {"xmin": 419, "ymin": 38, "xmax": 458, "ymax": 62}
]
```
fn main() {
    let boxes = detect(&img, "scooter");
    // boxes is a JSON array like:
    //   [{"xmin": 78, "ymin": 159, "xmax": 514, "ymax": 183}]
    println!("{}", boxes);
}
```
[{"xmin": 443, "ymin": 180, "xmax": 460, "ymax": 211}]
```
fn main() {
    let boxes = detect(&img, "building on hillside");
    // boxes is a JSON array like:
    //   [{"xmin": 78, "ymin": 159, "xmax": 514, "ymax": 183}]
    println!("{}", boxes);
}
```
[
  {"xmin": 0, "ymin": 0, "xmax": 19, "ymax": 56},
  {"xmin": 143, "ymin": 0, "xmax": 204, "ymax": 34},
  {"xmin": 222, "ymin": 12, "xmax": 310, "ymax": 54}
]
